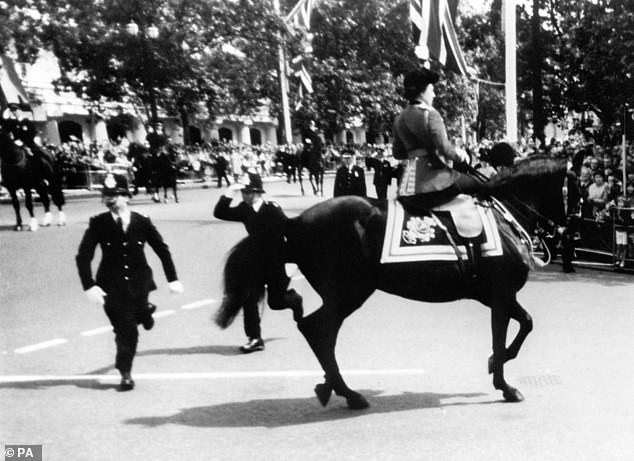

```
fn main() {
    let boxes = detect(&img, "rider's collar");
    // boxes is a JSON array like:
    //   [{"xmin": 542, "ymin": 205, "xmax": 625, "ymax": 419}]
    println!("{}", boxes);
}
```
[{"xmin": 413, "ymin": 100, "xmax": 433, "ymax": 111}]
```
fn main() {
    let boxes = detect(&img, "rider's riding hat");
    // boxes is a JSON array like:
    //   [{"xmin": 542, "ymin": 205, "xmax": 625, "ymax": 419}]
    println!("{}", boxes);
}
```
[
  {"xmin": 102, "ymin": 173, "xmax": 132, "ymax": 197},
  {"xmin": 403, "ymin": 68, "xmax": 440, "ymax": 102}
]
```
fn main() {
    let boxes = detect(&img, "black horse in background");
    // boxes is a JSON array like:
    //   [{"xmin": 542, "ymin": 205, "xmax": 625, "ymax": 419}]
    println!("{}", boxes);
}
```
[
  {"xmin": 0, "ymin": 116, "xmax": 66, "ymax": 231},
  {"xmin": 298, "ymin": 134, "xmax": 325, "ymax": 196},
  {"xmin": 154, "ymin": 148, "xmax": 179, "ymax": 203},
  {"xmin": 128, "ymin": 143, "xmax": 160, "ymax": 202},
  {"xmin": 216, "ymin": 154, "xmax": 570, "ymax": 409}
]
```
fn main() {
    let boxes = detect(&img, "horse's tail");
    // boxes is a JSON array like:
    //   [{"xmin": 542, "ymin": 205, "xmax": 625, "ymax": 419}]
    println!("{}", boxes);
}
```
[{"xmin": 215, "ymin": 235, "xmax": 264, "ymax": 329}]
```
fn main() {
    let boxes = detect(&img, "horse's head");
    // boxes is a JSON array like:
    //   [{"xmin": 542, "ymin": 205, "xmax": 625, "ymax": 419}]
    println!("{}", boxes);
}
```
[{"xmin": 488, "ymin": 155, "xmax": 569, "ymax": 232}]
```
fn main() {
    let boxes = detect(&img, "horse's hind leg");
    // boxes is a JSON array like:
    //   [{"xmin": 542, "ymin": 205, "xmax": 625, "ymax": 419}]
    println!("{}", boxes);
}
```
[
  {"xmin": 489, "ymin": 297, "xmax": 524, "ymax": 402},
  {"xmin": 298, "ymin": 306, "xmax": 369, "ymax": 410},
  {"xmin": 37, "ymin": 185, "xmax": 53, "ymax": 226},
  {"xmin": 172, "ymin": 182, "xmax": 179, "ymax": 203}
]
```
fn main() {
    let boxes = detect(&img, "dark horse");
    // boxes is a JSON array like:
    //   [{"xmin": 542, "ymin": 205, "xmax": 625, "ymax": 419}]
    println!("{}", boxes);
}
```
[
  {"xmin": 155, "ymin": 149, "xmax": 179, "ymax": 203},
  {"xmin": 298, "ymin": 140, "xmax": 325, "ymax": 196},
  {"xmin": 0, "ymin": 117, "xmax": 65, "ymax": 231},
  {"xmin": 216, "ymin": 156, "xmax": 570, "ymax": 409}
]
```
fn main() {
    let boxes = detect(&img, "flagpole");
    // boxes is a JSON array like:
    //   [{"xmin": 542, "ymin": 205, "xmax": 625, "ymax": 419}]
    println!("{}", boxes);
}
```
[
  {"xmin": 503, "ymin": 0, "xmax": 518, "ymax": 143},
  {"xmin": 273, "ymin": 0, "xmax": 293, "ymax": 145}
]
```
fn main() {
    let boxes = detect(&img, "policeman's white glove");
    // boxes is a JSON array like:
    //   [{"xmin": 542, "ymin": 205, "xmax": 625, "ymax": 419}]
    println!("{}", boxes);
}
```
[
  {"xmin": 85, "ymin": 285, "xmax": 106, "ymax": 305},
  {"xmin": 224, "ymin": 183, "xmax": 244, "ymax": 197},
  {"xmin": 168, "ymin": 280, "xmax": 184, "ymax": 294}
]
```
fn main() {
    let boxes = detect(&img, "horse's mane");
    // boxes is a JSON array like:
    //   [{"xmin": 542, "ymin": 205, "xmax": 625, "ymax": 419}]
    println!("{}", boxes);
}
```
[{"xmin": 486, "ymin": 155, "xmax": 567, "ymax": 195}]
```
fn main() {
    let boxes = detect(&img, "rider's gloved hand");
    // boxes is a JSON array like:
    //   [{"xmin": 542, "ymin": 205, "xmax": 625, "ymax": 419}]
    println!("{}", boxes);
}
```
[
  {"xmin": 85, "ymin": 285, "xmax": 106, "ymax": 305},
  {"xmin": 457, "ymin": 149, "xmax": 470, "ymax": 164}
]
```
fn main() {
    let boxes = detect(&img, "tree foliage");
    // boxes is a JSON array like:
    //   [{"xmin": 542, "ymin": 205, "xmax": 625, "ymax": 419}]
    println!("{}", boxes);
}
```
[
  {"xmin": 517, "ymin": 0, "xmax": 634, "ymax": 141},
  {"xmin": 35, "ymin": 0, "xmax": 285, "ymax": 134}
]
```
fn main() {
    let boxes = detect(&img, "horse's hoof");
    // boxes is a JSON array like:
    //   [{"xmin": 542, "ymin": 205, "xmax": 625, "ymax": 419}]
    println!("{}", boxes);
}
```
[
  {"xmin": 314, "ymin": 383, "xmax": 332, "ymax": 407},
  {"xmin": 42, "ymin": 212, "xmax": 52, "ymax": 227},
  {"xmin": 346, "ymin": 393, "xmax": 370, "ymax": 410},
  {"xmin": 57, "ymin": 212, "xmax": 66, "ymax": 226},
  {"xmin": 29, "ymin": 218, "xmax": 38, "ymax": 232},
  {"xmin": 14, "ymin": 225, "xmax": 22, "ymax": 232},
  {"xmin": 503, "ymin": 387, "xmax": 524, "ymax": 402}
]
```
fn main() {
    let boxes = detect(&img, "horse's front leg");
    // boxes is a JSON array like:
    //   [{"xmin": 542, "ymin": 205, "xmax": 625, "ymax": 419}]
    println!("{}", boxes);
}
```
[
  {"xmin": 488, "ymin": 298, "xmax": 533, "ymax": 370},
  {"xmin": 489, "ymin": 300, "xmax": 524, "ymax": 402},
  {"xmin": 23, "ymin": 188, "xmax": 38, "ymax": 232},
  {"xmin": 298, "ymin": 306, "xmax": 369, "ymax": 410},
  {"xmin": 9, "ymin": 189, "xmax": 23, "ymax": 231}
]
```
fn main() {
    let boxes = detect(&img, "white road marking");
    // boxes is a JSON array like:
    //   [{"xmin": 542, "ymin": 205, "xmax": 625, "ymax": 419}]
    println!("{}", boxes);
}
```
[
  {"xmin": 0, "ymin": 369, "xmax": 426, "ymax": 383},
  {"xmin": 14, "ymin": 338, "xmax": 68, "ymax": 354},
  {"xmin": 81, "ymin": 326, "xmax": 112, "ymax": 336},
  {"xmin": 153, "ymin": 309, "xmax": 176, "ymax": 318},
  {"xmin": 181, "ymin": 299, "xmax": 217, "ymax": 310}
]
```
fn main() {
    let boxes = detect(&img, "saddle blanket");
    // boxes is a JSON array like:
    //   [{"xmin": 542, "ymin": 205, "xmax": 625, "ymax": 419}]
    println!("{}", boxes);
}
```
[{"xmin": 380, "ymin": 198, "xmax": 503, "ymax": 263}]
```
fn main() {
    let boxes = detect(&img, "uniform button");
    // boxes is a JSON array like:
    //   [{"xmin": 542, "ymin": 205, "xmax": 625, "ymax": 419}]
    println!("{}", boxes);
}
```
[
  {"xmin": 124, "ymin": 265, "xmax": 129, "ymax": 269},
  {"xmin": 124, "ymin": 276, "xmax": 129, "ymax": 280}
]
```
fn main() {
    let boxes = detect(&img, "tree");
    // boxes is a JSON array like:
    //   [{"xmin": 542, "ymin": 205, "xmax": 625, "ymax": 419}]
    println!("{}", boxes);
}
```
[
  {"xmin": 37, "ymin": 0, "xmax": 285, "ymax": 141},
  {"xmin": 517, "ymin": 0, "xmax": 634, "ymax": 142}
]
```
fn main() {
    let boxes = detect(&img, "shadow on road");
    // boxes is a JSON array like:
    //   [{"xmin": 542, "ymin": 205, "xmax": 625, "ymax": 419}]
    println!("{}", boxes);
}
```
[{"xmin": 125, "ymin": 390, "xmax": 490, "ymax": 428}]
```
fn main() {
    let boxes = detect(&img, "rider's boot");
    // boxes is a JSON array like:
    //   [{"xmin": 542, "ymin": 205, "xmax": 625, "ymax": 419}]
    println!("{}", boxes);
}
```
[{"xmin": 464, "ymin": 238, "xmax": 481, "ymax": 282}]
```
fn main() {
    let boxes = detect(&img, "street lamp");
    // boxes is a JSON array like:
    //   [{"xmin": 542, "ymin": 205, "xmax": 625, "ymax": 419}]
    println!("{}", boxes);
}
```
[{"xmin": 125, "ymin": 20, "xmax": 160, "ymax": 129}]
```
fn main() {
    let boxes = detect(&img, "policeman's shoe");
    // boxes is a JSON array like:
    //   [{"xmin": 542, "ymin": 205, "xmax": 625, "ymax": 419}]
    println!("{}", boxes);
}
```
[
  {"xmin": 284, "ymin": 289, "xmax": 304, "ymax": 322},
  {"xmin": 118, "ymin": 377, "xmax": 135, "ymax": 392},
  {"xmin": 142, "ymin": 303, "xmax": 157, "ymax": 330},
  {"xmin": 239, "ymin": 337, "xmax": 264, "ymax": 354}
]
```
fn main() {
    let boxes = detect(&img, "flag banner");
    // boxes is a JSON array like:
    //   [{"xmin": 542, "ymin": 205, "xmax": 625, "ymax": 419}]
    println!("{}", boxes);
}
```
[
  {"xmin": 286, "ymin": 0, "xmax": 314, "ymax": 30},
  {"xmin": 286, "ymin": 0, "xmax": 315, "ymax": 97},
  {"xmin": 410, "ymin": 0, "xmax": 470, "ymax": 77},
  {"xmin": 0, "ymin": 55, "xmax": 30, "ymax": 110}
]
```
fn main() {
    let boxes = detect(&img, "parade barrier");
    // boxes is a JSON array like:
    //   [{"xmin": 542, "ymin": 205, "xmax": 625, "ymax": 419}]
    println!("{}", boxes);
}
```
[{"xmin": 574, "ymin": 207, "xmax": 634, "ymax": 271}]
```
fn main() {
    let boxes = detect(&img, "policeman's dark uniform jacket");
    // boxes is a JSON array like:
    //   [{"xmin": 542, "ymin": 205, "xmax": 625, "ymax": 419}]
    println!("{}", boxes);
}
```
[
  {"xmin": 76, "ymin": 174, "xmax": 178, "ymax": 377},
  {"xmin": 334, "ymin": 154, "xmax": 367, "ymax": 197},
  {"xmin": 213, "ymin": 173, "xmax": 301, "ymax": 341},
  {"xmin": 392, "ymin": 68, "xmax": 478, "ymax": 201}
]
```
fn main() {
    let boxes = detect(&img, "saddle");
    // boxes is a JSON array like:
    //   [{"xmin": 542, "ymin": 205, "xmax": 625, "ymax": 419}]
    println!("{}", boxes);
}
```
[
  {"xmin": 380, "ymin": 194, "xmax": 503, "ymax": 271},
  {"xmin": 431, "ymin": 194, "xmax": 483, "ymax": 238}
]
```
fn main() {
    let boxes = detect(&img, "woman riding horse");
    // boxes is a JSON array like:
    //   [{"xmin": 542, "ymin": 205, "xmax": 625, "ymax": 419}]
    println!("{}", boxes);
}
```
[{"xmin": 217, "ymin": 155, "xmax": 569, "ymax": 409}]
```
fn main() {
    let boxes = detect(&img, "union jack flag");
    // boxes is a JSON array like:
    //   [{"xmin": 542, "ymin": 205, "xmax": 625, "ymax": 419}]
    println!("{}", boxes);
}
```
[
  {"xmin": 286, "ymin": 0, "xmax": 314, "ymax": 95},
  {"xmin": 410, "ymin": 0, "xmax": 471, "ymax": 77},
  {"xmin": 0, "ymin": 55, "xmax": 30, "ymax": 110}
]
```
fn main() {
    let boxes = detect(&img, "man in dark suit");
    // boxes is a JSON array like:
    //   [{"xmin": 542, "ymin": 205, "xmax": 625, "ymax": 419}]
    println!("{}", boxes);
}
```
[
  {"xmin": 76, "ymin": 173, "xmax": 183, "ymax": 391},
  {"xmin": 334, "ymin": 150, "xmax": 367, "ymax": 197},
  {"xmin": 364, "ymin": 149, "xmax": 393, "ymax": 200},
  {"xmin": 213, "ymin": 172, "xmax": 303, "ymax": 353}
]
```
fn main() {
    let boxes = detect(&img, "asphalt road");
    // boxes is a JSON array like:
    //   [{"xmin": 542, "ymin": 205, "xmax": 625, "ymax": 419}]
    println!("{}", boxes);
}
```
[{"xmin": 1, "ymin": 177, "xmax": 633, "ymax": 461}]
